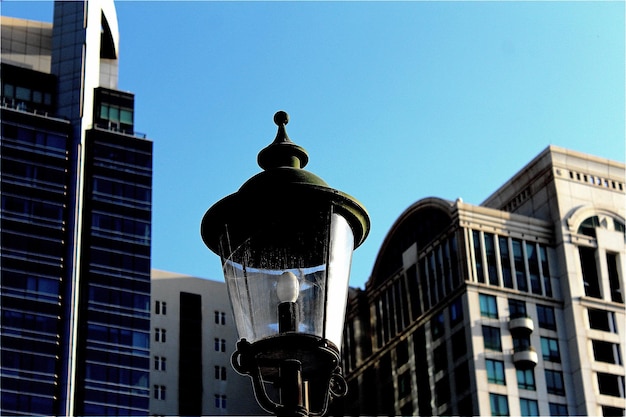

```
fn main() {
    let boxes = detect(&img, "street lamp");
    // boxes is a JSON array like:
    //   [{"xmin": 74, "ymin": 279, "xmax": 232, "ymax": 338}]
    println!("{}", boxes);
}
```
[{"xmin": 201, "ymin": 111, "xmax": 369, "ymax": 417}]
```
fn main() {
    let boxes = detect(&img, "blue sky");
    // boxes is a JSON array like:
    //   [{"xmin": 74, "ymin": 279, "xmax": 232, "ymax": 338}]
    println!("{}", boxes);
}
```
[{"xmin": 3, "ymin": 1, "xmax": 625, "ymax": 289}]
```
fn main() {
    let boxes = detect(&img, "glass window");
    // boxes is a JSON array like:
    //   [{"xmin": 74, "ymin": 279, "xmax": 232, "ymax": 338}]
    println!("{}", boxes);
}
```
[
  {"xmin": 4, "ymin": 83, "xmax": 15, "ymax": 98},
  {"xmin": 513, "ymin": 239, "xmax": 528, "ymax": 292},
  {"xmin": 517, "ymin": 369, "xmax": 536, "ymax": 390},
  {"xmin": 120, "ymin": 109, "xmax": 133, "ymax": 125},
  {"xmin": 606, "ymin": 253, "xmax": 623, "ymax": 303},
  {"xmin": 549, "ymin": 403, "xmax": 568, "ymax": 416},
  {"xmin": 545, "ymin": 370, "xmax": 565, "ymax": 396},
  {"xmin": 537, "ymin": 305, "xmax": 556, "ymax": 330},
  {"xmin": 520, "ymin": 398, "xmax": 539, "ymax": 416},
  {"xmin": 16, "ymin": 86, "xmax": 30, "ymax": 101},
  {"xmin": 480, "ymin": 294, "xmax": 498, "ymax": 318},
  {"xmin": 482, "ymin": 326, "xmax": 502, "ymax": 351},
  {"xmin": 398, "ymin": 370, "xmax": 411, "ymax": 398},
  {"xmin": 450, "ymin": 296, "xmax": 463, "ymax": 327},
  {"xmin": 431, "ymin": 312, "xmax": 445, "ymax": 340},
  {"xmin": 485, "ymin": 233, "xmax": 498, "ymax": 285},
  {"xmin": 473, "ymin": 230, "xmax": 485, "ymax": 283},
  {"xmin": 541, "ymin": 337, "xmax": 561, "ymax": 362},
  {"xmin": 539, "ymin": 246, "xmax": 552, "ymax": 297},
  {"xmin": 486, "ymin": 359, "xmax": 506, "ymax": 385},
  {"xmin": 490, "ymin": 393, "xmax": 509, "ymax": 416},
  {"xmin": 499, "ymin": 236, "xmax": 514, "ymax": 289},
  {"xmin": 508, "ymin": 299, "xmax": 527, "ymax": 318},
  {"xmin": 526, "ymin": 243, "xmax": 542, "ymax": 295}
]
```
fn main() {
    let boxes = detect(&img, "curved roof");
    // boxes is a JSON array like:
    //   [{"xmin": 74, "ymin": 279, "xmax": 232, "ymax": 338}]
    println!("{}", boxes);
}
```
[{"xmin": 368, "ymin": 197, "xmax": 456, "ymax": 289}]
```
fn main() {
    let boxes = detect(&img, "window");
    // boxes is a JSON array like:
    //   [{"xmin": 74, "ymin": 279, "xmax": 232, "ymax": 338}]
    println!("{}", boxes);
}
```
[
  {"xmin": 489, "ymin": 393, "xmax": 509, "ymax": 416},
  {"xmin": 153, "ymin": 385, "xmax": 166, "ymax": 400},
  {"xmin": 434, "ymin": 343, "xmax": 447, "ymax": 372},
  {"xmin": 431, "ymin": 312, "xmax": 445, "ymax": 340},
  {"xmin": 549, "ymin": 403, "xmax": 568, "ymax": 416},
  {"xmin": 517, "ymin": 369, "xmax": 536, "ymax": 390},
  {"xmin": 597, "ymin": 373, "xmax": 625, "ymax": 398},
  {"xmin": 154, "ymin": 356, "xmax": 166, "ymax": 371},
  {"xmin": 396, "ymin": 339, "xmax": 409, "ymax": 366},
  {"xmin": 485, "ymin": 233, "xmax": 499, "ymax": 285},
  {"xmin": 214, "ymin": 394, "xmax": 227, "ymax": 409},
  {"xmin": 482, "ymin": 326, "xmax": 502, "ymax": 351},
  {"xmin": 526, "ymin": 243, "xmax": 542, "ymax": 295},
  {"xmin": 520, "ymin": 398, "xmax": 539, "ymax": 416},
  {"xmin": 541, "ymin": 337, "xmax": 561, "ymax": 362},
  {"xmin": 513, "ymin": 239, "xmax": 528, "ymax": 292},
  {"xmin": 537, "ymin": 305, "xmax": 556, "ymax": 330},
  {"xmin": 486, "ymin": 359, "xmax": 506, "ymax": 385},
  {"xmin": 480, "ymin": 294, "xmax": 498, "ymax": 318},
  {"xmin": 155, "ymin": 328, "xmax": 166, "ymax": 343},
  {"xmin": 606, "ymin": 253, "xmax": 623, "ymax": 303},
  {"xmin": 452, "ymin": 328, "xmax": 467, "ymax": 360},
  {"xmin": 588, "ymin": 308, "xmax": 617, "ymax": 332},
  {"xmin": 545, "ymin": 370, "xmax": 565, "ymax": 396},
  {"xmin": 155, "ymin": 300, "xmax": 166, "ymax": 315},
  {"xmin": 214, "ymin": 366, "xmax": 227, "ymax": 380},
  {"xmin": 592, "ymin": 340, "xmax": 622, "ymax": 365},
  {"xmin": 539, "ymin": 246, "xmax": 552, "ymax": 297},
  {"xmin": 602, "ymin": 406, "xmax": 625, "ymax": 416},
  {"xmin": 579, "ymin": 247, "xmax": 601, "ymax": 298},
  {"xmin": 508, "ymin": 299, "xmax": 527, "ymax": 318},
  {"xmin": 473, "ymin": 230, "xmax": 485, "ymax": 283},
  {"xmin": 450, "ymin": 296, "xmax": 464, "ymax": 327},
  {"xmin": 398, "ymin": 370, "xmax": 411, "ymax": 398},
  {"xmin": 214, "ymin": 338, "xmax": 226, "ymax": 352},
  {"xmin": 499, "ymin": 236, "xmax": 514, "ymax": 289},
  {"xmin": 215, "ymin": 311, "xmax": 226, "ymax": 325}
]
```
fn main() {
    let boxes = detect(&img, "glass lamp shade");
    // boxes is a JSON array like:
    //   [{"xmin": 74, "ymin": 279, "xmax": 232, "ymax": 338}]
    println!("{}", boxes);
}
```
[{"xmin": 219, "ymin": 207, "xmax": 354, "ymax": 349}]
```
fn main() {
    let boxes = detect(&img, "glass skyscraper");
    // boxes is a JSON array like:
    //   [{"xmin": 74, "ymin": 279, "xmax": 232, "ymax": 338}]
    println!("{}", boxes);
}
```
[{"xmin": 1, "ymin": 1, "xmax": 153, "ymax": 415}]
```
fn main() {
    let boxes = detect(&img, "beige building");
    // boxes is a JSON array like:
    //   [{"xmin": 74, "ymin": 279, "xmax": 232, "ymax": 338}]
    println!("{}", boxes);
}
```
[
  {"xmin": 150, "ymin": 270, "xmax": 263, "ymax": 416},
  {"xmin": 341, "ymin": 146, "xmax": 625, "ymax": 416}
]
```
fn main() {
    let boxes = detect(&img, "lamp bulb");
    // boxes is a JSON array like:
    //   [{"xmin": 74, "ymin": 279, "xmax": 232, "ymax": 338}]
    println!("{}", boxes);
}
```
[{"xmin": 276, "ymin": 271, "xmax": 299, "ymax": 303}]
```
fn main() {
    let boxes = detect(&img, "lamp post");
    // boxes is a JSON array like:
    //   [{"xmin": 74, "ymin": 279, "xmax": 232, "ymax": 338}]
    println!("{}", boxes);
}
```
[{"xmin": 201, "ymin": 111, "xmax": 369, "ymax": 417}]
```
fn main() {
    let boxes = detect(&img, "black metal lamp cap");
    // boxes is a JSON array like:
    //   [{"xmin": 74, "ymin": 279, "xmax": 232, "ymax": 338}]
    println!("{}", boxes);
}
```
[{"xmin": 257, "ymin": 111, "xmax": 309, "ymax": 170}]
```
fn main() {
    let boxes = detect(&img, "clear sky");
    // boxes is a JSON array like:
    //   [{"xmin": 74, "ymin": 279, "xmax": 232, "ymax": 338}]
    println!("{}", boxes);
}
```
[{"xmin": 3, "ymin": 0, "xmax": 625, "ymax": 289}]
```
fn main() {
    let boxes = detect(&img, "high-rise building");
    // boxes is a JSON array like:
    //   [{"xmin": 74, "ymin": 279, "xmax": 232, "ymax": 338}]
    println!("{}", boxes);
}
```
[
  {"xmin": 150, "ymin": 270, "xmax": 263, "ymax": 416},
  {"xmin": 1, "ymin": 1, "xmax": 153, "ymax": 415},
  {"xmin": 341, "ymin": 146, "xmax": 625, "ymax": 416}
]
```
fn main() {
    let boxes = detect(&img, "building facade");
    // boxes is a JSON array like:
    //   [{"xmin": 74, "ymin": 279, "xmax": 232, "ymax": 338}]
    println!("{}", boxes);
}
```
[
  {"xmin": 150, "ymin": 270, "xmax": 263, "ymax": 416},
  {"xmin": 341, "ymin": 146, "xmax": 625, "ymax": 416},
  {"xmin": 1, "ymin": 1, "xmax": 153, "ymax": 415}
]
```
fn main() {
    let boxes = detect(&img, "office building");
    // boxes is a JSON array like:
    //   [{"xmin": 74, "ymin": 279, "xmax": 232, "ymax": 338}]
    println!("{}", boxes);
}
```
[
  {"xmin": 150, "ymin": 270, "xmax": 263, "ymax": 416},
  {"xmin": 1, "ymin": 1, "xmax": 153, "ymax": 415},
  {"xmin": 341, "ymin": 146, "xmax": 625, "ymax": 416}
]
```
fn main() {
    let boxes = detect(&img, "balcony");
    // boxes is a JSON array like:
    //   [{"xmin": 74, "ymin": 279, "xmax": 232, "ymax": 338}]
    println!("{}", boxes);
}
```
[
  {"xmin": 513, "ymin": 346, "xmax": 538, "ymax": 369},
  {"xmin": 509, "ymin": 315, "xmax": 534, "ymax": 335}
]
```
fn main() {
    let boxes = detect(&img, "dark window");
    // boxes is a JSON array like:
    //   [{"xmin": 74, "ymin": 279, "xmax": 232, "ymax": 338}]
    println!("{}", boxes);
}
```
[
  {"xmin": 482, "ymin": 326, "xmax": 502, "ymax": 351},
  {"xmin": 545, "ymin": 370, "xmax": 565, "ymax": 396},
  {"xmin": 602, "ymin": 406, "xmax": 625, "ymax": 417},
  {"xmin": 396, "ymin": 339, "xmax": 409, "ymax": 366},
  {"xmin": 597, "ymin": 373, "xmax": 625, "ymax": 398},
  {"xmin": 434, "ymin": 343, "xmax": 447, "ymax": 372},
  {"xmin": 485, "ymin": 233, "xmax": 498, "ymax": 285},
  {"xmin": 606, "ymin": 253, "xmax": 623, "ymax": 303},
  {"xmin": 480, "ymin": 293, "xmax": 498, "ymax": 318},
  {"xmin": 527, "ymin": 243, "xmax": 542, "ymax": 295},
  {"xmin": 539, "ymin": 246, "xmax": 552, "ymax": 297},
  {"xmin": 579, "ymin": 247, "xmax": 601, "ymax": 298},
  {"xmin": 509, "ymin": 299, "xmax": 527, "ymax": 319},
  {"xmin": 592, "ymin": 340, "xmax": 622, "ymax": 365},
  {"xmin": 499, "ymin": 237, "xmax": 514, "ymax": 288},
  {"xmin": 449, "ymin": 296, "xmax": 464, "ymax": 327},
  {"xmin": 588, "ymin": 308, "xmax": 616, "ymax": 332},
  {"xmin": 431, "ymin": 312, "xmax": 445, "ymax": 340},
  {"xmin": 549, "ymin": 403, "xmax": 568, "ymax": 416},
  {"xmin": 473, "ymin": 231, "xmax": 485, "ymax": 283},
  {"xmin": 435, "ymin": 375, "xmax": 450, "ymax": 406},
  {"xmin": 451, "ymin": 328, "xmax": 467, "ymax": 360},
  {"xmin": 513, "ymin": 239, "xmax": 528, "ymax": 291},
  {"xmin": 537, "ymin": 305, "xmax": 556, "ymax": 330},
  {"xmin": 398, "ymin": 370, "xmax": 411, "ymax": 398}
]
